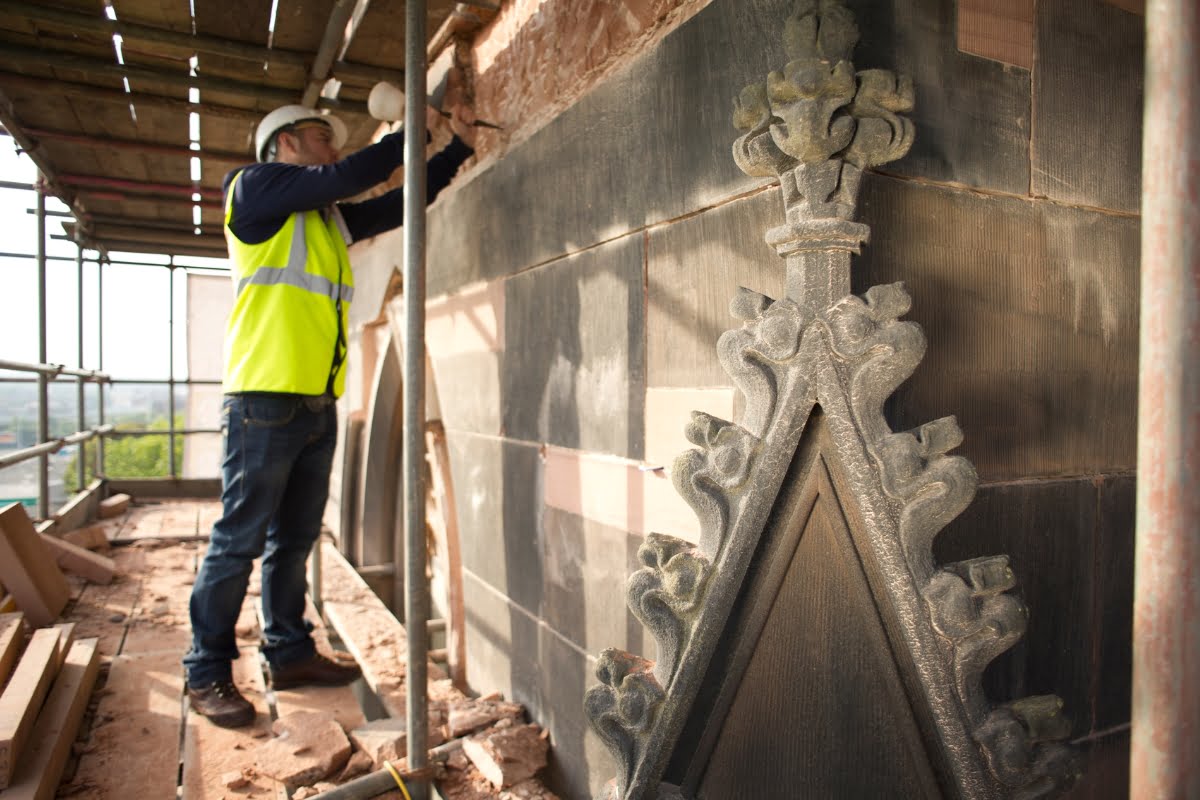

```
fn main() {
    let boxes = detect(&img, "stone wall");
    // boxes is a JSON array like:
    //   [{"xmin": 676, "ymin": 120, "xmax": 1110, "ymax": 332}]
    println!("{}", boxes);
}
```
[{"xmin": 342, "ymin": 0, "xmax": 1143, "ymax": 796}]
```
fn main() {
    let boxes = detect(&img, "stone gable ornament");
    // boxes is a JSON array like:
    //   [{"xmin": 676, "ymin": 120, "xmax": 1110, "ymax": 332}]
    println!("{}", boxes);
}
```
[{"xmin": 584, "ymin": 1, "xmax": 1081, "ymax": 798}]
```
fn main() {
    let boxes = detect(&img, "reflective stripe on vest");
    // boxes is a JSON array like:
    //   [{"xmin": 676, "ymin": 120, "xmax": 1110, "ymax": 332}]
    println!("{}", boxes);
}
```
[{"xmin": 234, "ymin": 207, "xmax": 355, "ymax": 304}]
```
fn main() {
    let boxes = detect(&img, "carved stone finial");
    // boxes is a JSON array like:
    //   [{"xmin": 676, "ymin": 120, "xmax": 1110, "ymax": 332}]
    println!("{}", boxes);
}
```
[{"xmin": 731, "ymin": 0, "xmax": 915, "ymax": 313}]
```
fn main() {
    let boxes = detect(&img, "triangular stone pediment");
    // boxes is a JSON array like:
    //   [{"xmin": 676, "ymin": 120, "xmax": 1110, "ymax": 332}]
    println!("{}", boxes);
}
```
[{"xmin": 668, "ymin": 413, "xmax": 944, "ymax": 799}]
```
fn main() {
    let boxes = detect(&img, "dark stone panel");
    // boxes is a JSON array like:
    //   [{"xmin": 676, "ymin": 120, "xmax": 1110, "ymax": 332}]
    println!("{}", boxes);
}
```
[
  {"xmin": 537, "ymin": 623, "xmax": 620, "ymax": 800},
  {"xmin": 463, "ymin": 567, "xmax": 620, "ymax": 799},
  {"xmin": 646, "ymin": 189, "xmax": 786, "ymax": 388},
  {"xmin": 429, "ymin": 0, "xmax": 1031, "ymax": 298},
  {"xmin": 1063, "ymin": 729, "xmax": 1130, "ymax": 800},
  {"xmin": 447, "ymin": 432, "xmax": 544, "ymax": 616},
  {"xmin": 855, "ymin": 175, "xmax": 1140, "ymax": 480},
  {"xmin": 542, "ymin": 507, "xmax": 650, "ymax": 656},
  {"xmin": 503, "ymin": 236, "xmax": 646, "ymax": 459},
  {"xmin": 1032, "ymin": 0, "xmax": 1144, "ymax": 212},
  {"xmin": 693, "ymin": 477, "xmax": 941, "ymax": 799},
  {"xmin": 851, "ymin": 0, "xmax": 1032, "ymax": 193},
  {"xmin": 935, "ymin": 479, "xmax": 1099, "ymax": 736},
  {"xmin": 462, "ymin": 569, "xmax": 543, "ymax": 718},
  {"xmin": 1094, "ymin": 475, "xmax": 1135, "ymax": 731}
]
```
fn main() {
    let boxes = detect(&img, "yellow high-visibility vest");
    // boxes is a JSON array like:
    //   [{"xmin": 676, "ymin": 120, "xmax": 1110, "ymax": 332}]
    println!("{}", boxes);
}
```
[{"xmin": 222, "ymin": 170, "xmax": 355, "ymax": 397}]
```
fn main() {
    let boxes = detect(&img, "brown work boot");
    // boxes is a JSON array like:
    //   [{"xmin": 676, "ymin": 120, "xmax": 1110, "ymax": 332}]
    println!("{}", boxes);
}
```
[
  {"xmin": 187, "ymin": 680, "xmax": 255, "ymax": 728},
  {"xmin": 269, "ymin": 652, "xmax": 361, "ymax": 690}
]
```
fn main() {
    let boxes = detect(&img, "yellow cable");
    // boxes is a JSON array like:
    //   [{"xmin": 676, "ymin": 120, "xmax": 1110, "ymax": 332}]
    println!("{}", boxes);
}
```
[{"xmin": 382, "ymin": 760, "xmax": 413, "ymax": 800}]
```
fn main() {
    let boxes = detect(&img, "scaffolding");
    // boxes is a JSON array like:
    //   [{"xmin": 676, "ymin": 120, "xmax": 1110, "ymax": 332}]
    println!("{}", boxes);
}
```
[{"xmin": 0, "ymin": 180, "xmax": 225, "ymax": 524}]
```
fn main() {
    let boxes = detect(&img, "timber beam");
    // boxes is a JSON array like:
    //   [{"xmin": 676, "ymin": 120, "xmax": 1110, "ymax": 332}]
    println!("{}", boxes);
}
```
[
  {"xmin": 0, "ymin": 0, "xmax": 402, "ymax": 87},
  {"xmin": 16, "ymin": 126, "xmax": 247, "ymax": 164},
  {"xmin": 0, "ymin": 41, "xmax": 369, "ymax": 114}
]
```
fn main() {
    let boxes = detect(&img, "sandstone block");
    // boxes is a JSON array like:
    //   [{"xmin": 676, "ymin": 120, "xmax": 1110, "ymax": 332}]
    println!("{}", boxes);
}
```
[
  {"xmin": 254, "ymin": 710, "xmax": 350, "ymax": 790},
  {"xmin": 462, "ymin": 723, "xmax": 548, "ymax": 789},
  {"xmin": 97, "ymin": 494, "xmax": 131, "ymax": 520}
]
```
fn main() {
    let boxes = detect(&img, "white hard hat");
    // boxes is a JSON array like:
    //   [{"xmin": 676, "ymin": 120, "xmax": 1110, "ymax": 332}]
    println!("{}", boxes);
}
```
[{"xmin": 254, "ymin": 105, "xmax": 348, "ymax": 162}]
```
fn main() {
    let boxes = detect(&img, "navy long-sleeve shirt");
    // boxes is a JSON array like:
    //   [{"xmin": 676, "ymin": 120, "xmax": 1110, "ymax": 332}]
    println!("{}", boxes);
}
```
[{"xmin": 223, "ymin": 130, "xmax": 474, "ymax": 245}]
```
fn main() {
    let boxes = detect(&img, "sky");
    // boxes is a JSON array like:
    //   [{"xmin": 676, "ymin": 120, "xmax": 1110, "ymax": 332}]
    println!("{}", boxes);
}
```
[{"xmin": 0, "ymin": 141, "xmax": 230, "ymax": 382}]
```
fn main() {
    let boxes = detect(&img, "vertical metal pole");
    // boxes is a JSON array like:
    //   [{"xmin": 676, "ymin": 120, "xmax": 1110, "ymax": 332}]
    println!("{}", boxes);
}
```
[
  {"xmin": 35, "ymin": 182, "xmax": 49, "ymax": 520},
  {"xmin": 76, "ymin": 240, "xmax": 86, "ymax": 493},
  {"xmin": 97, "ymin": 259, "xmax": 106, "ymax": 477},
  {"xmin": 167, "ymin": 257, "xmax": 177, "ymax": 479},
  {"xmin": 402, "ymin": 1, "xmax": 430, "ymax": 797},
  {"xmin": 1132, "ymin": 0, "xmax": 1200, "ymax": 796}
]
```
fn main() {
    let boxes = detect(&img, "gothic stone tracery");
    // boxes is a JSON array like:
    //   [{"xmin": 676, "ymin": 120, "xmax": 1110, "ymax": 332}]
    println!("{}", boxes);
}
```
[{"xmin": 583, "ymin": 1, "xmax": 1080, "ymax": 798}]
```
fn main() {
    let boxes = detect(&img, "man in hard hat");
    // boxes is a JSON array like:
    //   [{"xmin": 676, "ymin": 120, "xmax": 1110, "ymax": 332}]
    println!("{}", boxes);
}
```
[{"xmin": 183, "ymin": 103, "xmax": 474, "ymax": 728}]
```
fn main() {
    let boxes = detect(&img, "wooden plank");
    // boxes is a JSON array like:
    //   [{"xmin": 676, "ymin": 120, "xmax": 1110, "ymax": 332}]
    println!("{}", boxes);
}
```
[
  {"xmin": 2, "ymin": 637, "xmax": 101, "ymax": 800},
  {"xmin": 64, "ymin": 651, "xmax": 184, "ymax": 799},
  {"xmin": 0, "ymin": 504, "xmax": 70, "ymax": 627},
  {"xmin": 0, "ymin": 613, "xmax": 24, "ymax": 688},
  {"xmin": 50, "ymin": 623, "xmax": 76, "ymax": 671},
  {"xmin": 39, "ymin": 532, "xmax": 116, "ymax": 585},
  {"xmin": 181, "ymin": 647, "xmax": 287, "ymax": 800},
  {"xmin": 60, "ymin": 548, "xmax": 147, "ymax": 657},
  {"xmin": 956, "ymin": 0, "xmax": 1035, "ymax": 69},
  {"xmin": 61, "ymin": 524, "xmax": 114, "ymax": 551},
  {"xmin": 0, "ymin": 627, "xmax": 63, "ymax": 787},
  {"xmin": 119, "ymin": 541, "xmax": 201, "ymax": 655}
]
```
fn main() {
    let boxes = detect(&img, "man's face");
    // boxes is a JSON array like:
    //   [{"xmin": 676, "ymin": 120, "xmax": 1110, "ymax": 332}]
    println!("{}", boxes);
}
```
[{"xmin": 278, "ymin": 122, "xmax": 339, "ymax": 165}]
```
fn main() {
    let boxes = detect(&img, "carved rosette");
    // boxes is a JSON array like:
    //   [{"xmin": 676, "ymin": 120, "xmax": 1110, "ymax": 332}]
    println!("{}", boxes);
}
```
[{"xmin": 585, "ymin": 1, "xmax": 1078, "ymax": 798}]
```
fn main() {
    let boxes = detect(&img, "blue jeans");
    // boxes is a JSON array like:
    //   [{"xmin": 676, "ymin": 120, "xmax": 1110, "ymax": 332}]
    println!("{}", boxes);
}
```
[{"xmin": 183, "ymin": 393, "xmax": 337, "ymax": 687}]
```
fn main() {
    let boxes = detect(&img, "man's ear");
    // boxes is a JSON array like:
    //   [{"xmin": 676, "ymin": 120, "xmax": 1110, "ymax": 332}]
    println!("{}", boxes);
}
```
[{"xmin": 276, "ymin": 130, "xmax": 297, "ymax": 157}]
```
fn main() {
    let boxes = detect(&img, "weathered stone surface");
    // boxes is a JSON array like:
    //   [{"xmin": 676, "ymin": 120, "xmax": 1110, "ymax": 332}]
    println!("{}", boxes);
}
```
[
  {"xmin": 647, "ymin": 189, "xmax": 784, "ymax": 388},
  {"xmin": 462, "ymin": 722, "xmax": 549, "ymax": 789},
  {"xmin": 586, "ymin": 3, "xmax": 1079, "ymax": 798},
  {"xmin": 447, "ymin": 697, "xmax": 524, "ymax": 738},
  {"xmin": 348, "ymin": 718, "xmax": 402, "ymax": 767},
  {"xmin": 1031, "ymin": 0, "xmax": 1144, "ymax": 212},
  {"xmin": 254, "ymin": 711, "xmax": 351, "ymax": 790},
  {"xmin": 336, "ymin": 749, "xmax": 375, "ymax": 782},
  {"xmin": 350, "ymin": 717, "xmax": 447, "ymax": 768},
  {"xmin": 1094, "ymin": 475, "xmax": 1135, "ymax": 732},
  {"xmin": 854, "ymin": 174, "xmax": 1140, "ymax": 481},
  {"xmin": 502, "ymin": 235, "xmax": 646, "ymax": 459},
  {"xmin": 461, "ymin": 570, "xmax": 542, "ymax": 717},
  {"xmin": 220, "ymin": 769, "xmax": 249, "ymax": 789},
  {"xmin": 429, "ymin": 0, "xmax": 1035, "ymax": 301},
  {"xmin": 446, "ymin": 432, "xmax": 543, "ymax": 616},
  {"xmin": 936, "ymin": 479, "xmax": 1099, "ymax": 737},
  {"xmin": 541, "ymin": 508, "xmax": 651, "ymax": 656}
]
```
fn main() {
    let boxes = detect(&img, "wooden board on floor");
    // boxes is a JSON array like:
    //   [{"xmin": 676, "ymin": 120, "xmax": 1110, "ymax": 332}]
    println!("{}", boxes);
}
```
[
  {"xmin": 64, "ymin": 650, "xmax": 185, "ymax": 799},
  {"xmin": 61, "ymin": 549, "xmax": 146, "ymax": 658},
  {"xmin": 39, "ymin": 532, "xmax": 116, "ymax": 585},
  {"xmin": 120, "ymin": 542, "xmax": 202, "ymax": 656},
  {"xmin": 181, "ymin": 646, "xmax": 287, "ymax": 800},
  {"xmin": 0, "ymin": 627, "xmax": 63, "ymax": 788},
  {"xmin": 113, "ymin": 501, "xmax": 201, "ymax": 543},
  {"xmin": 0, "ymin": 613, "xmax": 24, "ymax": 688},
  {"xmin": 2, "ymin": 637, "xmax": 100, "ymax": 800},
  {"xmin": 0, "ymin": 504, "xmax": 71, "ymax": 627}
]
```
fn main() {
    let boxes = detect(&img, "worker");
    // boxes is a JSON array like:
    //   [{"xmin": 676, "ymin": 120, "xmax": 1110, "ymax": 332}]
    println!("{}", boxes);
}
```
[{"xmin": 183, "ymin": 101, "xmax": 474, "ymax": 728}]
